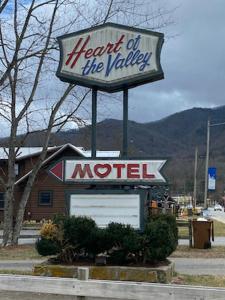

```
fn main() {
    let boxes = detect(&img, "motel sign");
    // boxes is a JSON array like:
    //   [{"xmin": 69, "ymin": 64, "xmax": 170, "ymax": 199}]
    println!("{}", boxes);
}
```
[{"xmin": 56, "ymin": 23, "xmax": 164, "ymax": 92}]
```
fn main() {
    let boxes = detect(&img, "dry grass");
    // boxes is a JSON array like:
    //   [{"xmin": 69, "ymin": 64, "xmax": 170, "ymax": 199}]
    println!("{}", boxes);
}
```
[
  {"xmin": 170, "ymin": 245, "xmax": 225, "ymax": 258},
  {"xmin": 172, "ymin": 274, "xmax": 225, "ymax": 288},
  {"xmin": 213, "ymin": 220, "xmax": 225, "ymax": 236},
  {"xmin": 0, "ymin": 245, "xmax": 41, "ymax": 260}
]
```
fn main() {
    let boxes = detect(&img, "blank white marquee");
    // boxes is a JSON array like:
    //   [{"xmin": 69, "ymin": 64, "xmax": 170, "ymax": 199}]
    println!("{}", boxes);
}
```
[{"xmin": 70, "ymin": 194, "xmax": 141, "ymax": 229}]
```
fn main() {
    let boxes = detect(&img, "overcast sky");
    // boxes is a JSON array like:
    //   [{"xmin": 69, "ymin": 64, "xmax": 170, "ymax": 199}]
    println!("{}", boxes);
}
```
[
  {"xmin": 2, "ymin": 0, "xmax": 225, "ymax": 134},
  {"xmin": 100, "ymin": 0, "xmax": 225, "ymax": 123}
]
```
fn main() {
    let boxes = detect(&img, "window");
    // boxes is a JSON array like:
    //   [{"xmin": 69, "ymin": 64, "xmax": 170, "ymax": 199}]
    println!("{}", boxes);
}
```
[
  {"xmin": 14, "ymin": 164, "xmax": 19, "ymax": 176},
  {"xmin": 0, "ymin": 193, "xmax": 4, "ymax": 209},
  {"xmin": 38, "ymin": 191, "xmax": 53, "ymax": 206}
]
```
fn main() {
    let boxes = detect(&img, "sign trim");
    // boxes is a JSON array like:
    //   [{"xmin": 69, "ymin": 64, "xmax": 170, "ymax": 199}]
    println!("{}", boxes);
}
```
[
  {"xmin": 48, "ymin": 157, "xmax": 167, "ymax": 185},
  {"xmin": 56, "ymin": 22, "xmax": 164, "ymax": 93}
]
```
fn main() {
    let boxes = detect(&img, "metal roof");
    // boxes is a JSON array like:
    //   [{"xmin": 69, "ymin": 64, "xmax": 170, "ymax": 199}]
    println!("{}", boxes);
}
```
[
  {"xmin": 14, "ymin": 144, "xmax": 120, "ymax": 185},
  {"xmin": 0, "ymin": 144, "xmax": 120, "ymax": 160}
]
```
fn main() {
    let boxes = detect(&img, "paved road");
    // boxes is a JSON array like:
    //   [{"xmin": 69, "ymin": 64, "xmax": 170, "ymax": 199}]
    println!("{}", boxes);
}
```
[
  {"xmin": 0, "ymin": 259, "xmax": 45, "ymax": 271},
  {"xmin": 170, "ymin": 258, "xmax": 225, "ymax": 275},
  {"xmin": 1, "ymin": 257, "xmax": 225, "ymax": 276}
]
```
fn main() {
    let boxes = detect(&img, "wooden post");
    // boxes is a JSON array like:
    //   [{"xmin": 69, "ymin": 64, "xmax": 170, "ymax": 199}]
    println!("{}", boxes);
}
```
[{"xmin": 77, "ymin": 267, "xmax": 89, "ymax": 300}]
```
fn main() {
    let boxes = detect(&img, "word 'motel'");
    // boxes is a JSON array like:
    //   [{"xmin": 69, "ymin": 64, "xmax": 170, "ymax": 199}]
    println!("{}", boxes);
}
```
[{"xmin": 70, "ymin": 163, "xmax": 155, "ymax": 179}]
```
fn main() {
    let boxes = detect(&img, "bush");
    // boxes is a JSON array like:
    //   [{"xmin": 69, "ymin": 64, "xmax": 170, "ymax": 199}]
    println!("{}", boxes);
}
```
[
  {"xmin": 36, "ymin": 215, "xmax": 178, "ymax": 264},
  {"xmin": 149, "ymin": 214, "xmax": 178, "ymax": 243},
  {"xmin": 40, "ymin": 221, "xmax": 58, "ymax": 240},
  {"xmin": 63, "ymin": 216, "xmax": 98, "ymax": 253},
  {"xmin": 106, "ymin": 223, "xmax": 142, "ymax": 264},
  {"xmin": 85, "ymin": 227, "xmax": 111, "ymax": 257},
  {"xmin": 36, "ymin": 238, "xmax": 60, "ymax": 256},
  {"xmin": 143, "ymin": 218, "xmax": 177, "ymax": 262}
]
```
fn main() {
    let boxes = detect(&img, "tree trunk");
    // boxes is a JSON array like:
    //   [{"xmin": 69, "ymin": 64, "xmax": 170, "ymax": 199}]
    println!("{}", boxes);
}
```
[
  {"xmin": 12, "ymin": 180, "xmax": 34, "ymax": 245},
  {"xmin": 2, "ymin": 188, "xmax": 14, "ymax": 246}
]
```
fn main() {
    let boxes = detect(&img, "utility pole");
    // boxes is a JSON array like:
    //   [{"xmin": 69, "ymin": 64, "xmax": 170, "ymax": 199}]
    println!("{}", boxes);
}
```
[
  {"xmin": 203, "ymin": 120, "xmax": 225, "ymax": 209},
  {"xmin": 193, "ymin": 147, "xmax": 198, "ymax": 209},
  {"xmin": 204, "ymin": 120, "xmax": 210, "ymax": 209}
]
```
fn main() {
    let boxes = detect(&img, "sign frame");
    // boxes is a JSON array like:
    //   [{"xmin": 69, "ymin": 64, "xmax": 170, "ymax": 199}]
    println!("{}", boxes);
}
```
[
  {"xmin": 48, "ymin": 156, "xmax": 168, "ymax": 186},
  {"xmin": 65, "ymin": 189, "xmax": 148, "ymax": 231},
  {"xmin": 56, "ymin": 22, "xmax": 164, "ymax": 93}
]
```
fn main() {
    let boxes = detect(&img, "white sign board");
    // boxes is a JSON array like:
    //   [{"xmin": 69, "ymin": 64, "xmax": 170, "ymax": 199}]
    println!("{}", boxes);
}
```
[
  {"xmin": 57, "ymin": 23, "xmax": 164, "ymax": 92},
  {"xmin": 64, "ymin": 159, "xmax": 166, "ymax": 183},
  {"xmin": 70, "ymin": 193, "xmax": 141, "ymax": 229}
]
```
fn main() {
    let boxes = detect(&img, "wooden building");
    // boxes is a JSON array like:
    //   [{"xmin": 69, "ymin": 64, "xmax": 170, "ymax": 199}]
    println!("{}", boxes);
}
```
[{"xmin": 0, "ymin": 144, "xmax": 120, "ymax": 222}]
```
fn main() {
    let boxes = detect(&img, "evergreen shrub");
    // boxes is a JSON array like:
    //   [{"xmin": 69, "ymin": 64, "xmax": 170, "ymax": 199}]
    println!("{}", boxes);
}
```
[
  {"xmin": 36, "ymin": 214, "xmax": 178, "ymax": 264},
  {"xmin": 143, "ymin": 218, "xmax": 177, "ymax": 262},
  {"xmin": 35, "ymin": 238, "xmax": 60, "ymax": 256}
]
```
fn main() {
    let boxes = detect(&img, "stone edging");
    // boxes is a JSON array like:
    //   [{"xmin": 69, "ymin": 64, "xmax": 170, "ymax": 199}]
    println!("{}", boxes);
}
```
[{"xmin": 33, "ymin": 261, "xmax": 174, "ymax": 283}]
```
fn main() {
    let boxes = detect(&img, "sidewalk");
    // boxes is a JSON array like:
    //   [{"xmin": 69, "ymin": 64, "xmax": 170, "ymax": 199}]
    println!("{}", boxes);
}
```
[{"xmin": 0, "ymin": 259, "xmax": 45, "ymax": 271}]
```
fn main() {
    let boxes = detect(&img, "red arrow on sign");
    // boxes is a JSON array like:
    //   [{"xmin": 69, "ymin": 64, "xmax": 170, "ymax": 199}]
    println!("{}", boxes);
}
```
[{"xmin": 49, "ymin": 161, "xmax": 64, "ymax": 181}]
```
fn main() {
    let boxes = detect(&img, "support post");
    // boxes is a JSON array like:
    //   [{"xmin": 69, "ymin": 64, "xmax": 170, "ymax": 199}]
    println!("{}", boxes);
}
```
[
  {"xmin": 122, "ymin": 89, "xmax": 128, "ymax": 158},
  {"xmin": 188, "ymin": 220, "xmax": 192, "ymax": 248},
  {"xmin": 193, "ymin": 147, "xmax": 198, "ymax": 210},
  {"xmin": 204, "ymin": 119, "xmax": 210, "ymax": 209},
  {"xmin": 91, "ymin": 88, "xmax": 97, "ymax": 158},
  {"xmin": 77, "ymin": 267, "xmax": 89, "ymax": 300}
]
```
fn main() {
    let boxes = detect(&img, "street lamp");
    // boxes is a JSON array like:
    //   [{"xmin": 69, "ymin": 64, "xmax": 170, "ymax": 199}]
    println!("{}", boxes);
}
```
[{"xmin": 204, "ymin": 120, "xmax": 225, "ymax": 208}]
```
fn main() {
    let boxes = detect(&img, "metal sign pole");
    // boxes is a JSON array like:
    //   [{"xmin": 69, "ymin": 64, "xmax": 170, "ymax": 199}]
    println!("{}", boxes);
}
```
[
  {"xmin": 91, "ymin": 88, "xmax": 97, "ymax": 158},
  {"xmin": 122, "ymin": 89, "xmax": 128, "ymax": 158}
]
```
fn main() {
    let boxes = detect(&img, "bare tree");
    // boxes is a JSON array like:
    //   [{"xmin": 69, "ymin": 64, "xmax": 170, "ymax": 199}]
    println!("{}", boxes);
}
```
[{"xmin": 0, "ymin": 0, "xmax": 176, "ymax": 245}]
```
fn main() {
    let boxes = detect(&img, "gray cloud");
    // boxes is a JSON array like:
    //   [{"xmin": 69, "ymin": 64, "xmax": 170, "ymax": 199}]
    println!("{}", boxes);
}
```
[{"xmin": 106, "ymin": 0, "xmax": 225, "ymax": 123}]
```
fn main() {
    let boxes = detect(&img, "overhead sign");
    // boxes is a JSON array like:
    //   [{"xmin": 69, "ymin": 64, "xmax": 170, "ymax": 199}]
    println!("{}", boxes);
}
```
[
  {"xmin": 49, "ymin": 159, "xmax": 166, "ymax": 184},
  {"xmin": 56, "ymin": 23, "xmax": 164, "ymax": 92},
  {"xmin": 208, "ymin": 167, "xmax": 216, "ymax": 191}
]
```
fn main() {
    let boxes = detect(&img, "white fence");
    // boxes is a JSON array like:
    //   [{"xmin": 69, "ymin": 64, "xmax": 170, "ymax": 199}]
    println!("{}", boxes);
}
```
[{"xmin": 0, "ymin": 275, "xmax": 225, "ymax": 300}]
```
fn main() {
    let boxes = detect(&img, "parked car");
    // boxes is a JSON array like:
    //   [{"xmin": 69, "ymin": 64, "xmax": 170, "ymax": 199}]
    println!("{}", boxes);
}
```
[{"xmin": 214, "ymin": 204, "xmax": 223, "ymax": 211}]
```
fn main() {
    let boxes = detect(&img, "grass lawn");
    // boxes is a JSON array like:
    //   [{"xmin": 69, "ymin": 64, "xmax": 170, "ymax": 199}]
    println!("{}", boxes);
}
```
[
  {"xmin": 213, "ymin": 220, "xmax": 225, "ymax": 236},
  {"xmin": 172, "ymin": 273, "xmax": 225, "ymax": 288},
  {"xmin": 170, "ymin": 245, "xmax": 225, "ymax": 258},
  {"xmin": 0, "ymin": 245, "xmax": 42, "ymax": 260}
]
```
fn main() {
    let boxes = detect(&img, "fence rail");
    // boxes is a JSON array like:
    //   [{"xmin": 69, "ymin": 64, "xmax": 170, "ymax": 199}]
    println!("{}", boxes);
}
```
[{"xmin": 0, "ymin": 275, "xmax": 225, "ymax": 300}]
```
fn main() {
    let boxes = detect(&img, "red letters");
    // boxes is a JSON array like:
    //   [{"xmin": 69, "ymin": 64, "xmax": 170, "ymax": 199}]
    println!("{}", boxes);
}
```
[
  {"xmin": 113, "ymin": 163, "xmax": 125, "ymax": 178},
  {"xmin": 70, "ymin": 162, "xmax": 156, "ymax": 181},
  {"xmin": 113, "ymin": 35, "xmax": 125, "ymax": 53},
  {"xmin": 143, "ymin": 163, "xmax": 155, "ymax": 179},
  {"xmin": 127, "ymin": 164, "xmax": 140, "ymax": 179},
  {"xmin": 71, "ymin": 164, "xmax": 93, "ymax": 179},
  {"xmin": 65, "ymin": 34, "xmax": 125, "ymax": 69}
]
